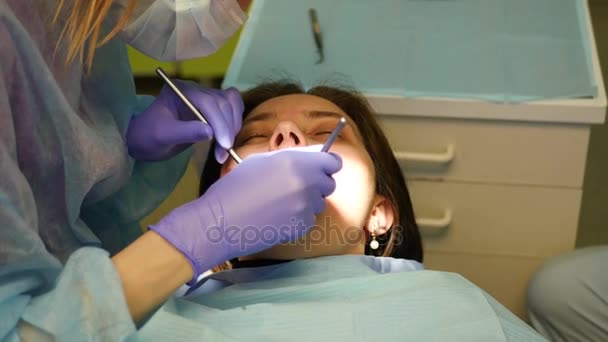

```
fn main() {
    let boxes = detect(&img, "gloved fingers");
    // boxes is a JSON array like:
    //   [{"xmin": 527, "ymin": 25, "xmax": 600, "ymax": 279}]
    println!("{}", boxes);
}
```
[
  {"xmin": 215, "ymin": 92, "xmax": 236, "ymax": 132},
  {"xmin": 156, "ymin": 120, "xmax": 213, "ymax": 145},
  {"xmin": 214, "ymin": 145, "xmax": 229, "ymax": 164},
  {"xmin": 173, "ymin": 83, "xmax": 237, "ymax": 150},
  {"xmin": 204, "ymin": 88, "xmax": 239, "ymax": 134},
  {"xmin": 168, "ymin": 81, "xmax": 204, "ymax": 121},
  {"xmin": 223, "ymin": 87, "xmax": 244, "ymax": 133},
  {"xmin": 190, "ymin": 93, "xmax": 234, "ymax": 150},
  {"xmin": 316, "ymin": 174, "xmax": 337, "ymax": 198},
  {"xmin": 311, "ymin": 152, "xmax": 343, "ymax": 175}
]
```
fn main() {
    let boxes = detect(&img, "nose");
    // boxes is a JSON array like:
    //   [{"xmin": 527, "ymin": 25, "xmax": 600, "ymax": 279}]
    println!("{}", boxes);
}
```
[{"xmin": 269, "ymin": 121, "xmax": 308, "ymax": 151}]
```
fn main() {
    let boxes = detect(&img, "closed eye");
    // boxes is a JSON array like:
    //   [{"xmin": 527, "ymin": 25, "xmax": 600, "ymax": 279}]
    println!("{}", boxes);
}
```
[
  {"xmin": 314, "ymin": 131, "xmax": 344, "ymax": 140},
  {"xmin": 237, "ymin": 133, "xmax": 269, "ymax": 146}
]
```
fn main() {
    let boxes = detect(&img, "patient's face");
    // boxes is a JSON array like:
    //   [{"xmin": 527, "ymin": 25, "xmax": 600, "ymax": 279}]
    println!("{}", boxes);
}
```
[{"xmin": 220, "ymin": 94, "xmax": 376, "ymax": 259}]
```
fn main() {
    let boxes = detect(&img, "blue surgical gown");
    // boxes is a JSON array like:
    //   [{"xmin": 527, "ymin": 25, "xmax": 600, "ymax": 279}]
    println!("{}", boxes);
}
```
[{"xmin": 0, "ymin": 1, "xmax": 190, "ymax": 340}]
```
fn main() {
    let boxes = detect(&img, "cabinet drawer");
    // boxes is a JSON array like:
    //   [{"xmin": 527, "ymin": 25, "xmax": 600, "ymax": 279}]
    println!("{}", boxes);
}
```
[
  {"xmin": 409, "ymin": 180, "xmax": 581, "ymax": 257},
  {"xmin": 377, "ymin": 115, "xmax": 589, "ymax": 187},
  {"xmin": 424, "ymin": 252, "xmax": 547, "ymax": 320}
]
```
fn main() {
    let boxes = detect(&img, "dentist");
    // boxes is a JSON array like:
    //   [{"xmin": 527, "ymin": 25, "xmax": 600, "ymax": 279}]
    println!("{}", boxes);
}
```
[{"xmin": 0, "ymin": 1, "xmax": 341, "ymax": 340}]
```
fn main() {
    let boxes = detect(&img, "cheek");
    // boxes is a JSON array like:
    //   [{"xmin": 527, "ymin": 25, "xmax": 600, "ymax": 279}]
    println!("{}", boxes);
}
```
[{"xmin": 325, "ymin": 147, "xmax": 375, "ymax": 225}]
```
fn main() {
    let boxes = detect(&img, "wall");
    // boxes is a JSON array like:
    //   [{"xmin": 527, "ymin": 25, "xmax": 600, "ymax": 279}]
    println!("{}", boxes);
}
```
[{"xmin": 577, "ymin": 0, "xmax": 608, "ymax": 247}]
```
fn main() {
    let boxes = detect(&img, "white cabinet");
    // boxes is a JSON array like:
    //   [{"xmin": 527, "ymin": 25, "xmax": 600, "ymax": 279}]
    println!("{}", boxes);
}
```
[
  {"xmin": 377, "ymin": 118, "xmax": 588, "ymax": 317},
  {"xmin": 365, "ymin": 2, "xmax": 606, "ymax": 317}
]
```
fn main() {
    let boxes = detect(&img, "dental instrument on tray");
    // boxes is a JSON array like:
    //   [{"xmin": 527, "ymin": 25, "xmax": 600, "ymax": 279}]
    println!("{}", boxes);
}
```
[
  {"xmin": 156, "ymin": 67, "xmax": 243, "ymax": 164},
  {"xmin": 309, "ymin": 8, "xmax": 324, "ymax": 64},
  {"xmin": 321, "ymin": 117, "xmax": 347, "ymax": 152}
]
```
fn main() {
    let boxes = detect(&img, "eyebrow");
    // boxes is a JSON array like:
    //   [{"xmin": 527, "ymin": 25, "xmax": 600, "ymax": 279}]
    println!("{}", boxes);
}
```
[
  {"xmin": 244, "ymin": 110, "xmax": 344, "ymax": 125},
  {"xmin": 306, "ymin": 110, "xmax": 344, "ymax": 121}
]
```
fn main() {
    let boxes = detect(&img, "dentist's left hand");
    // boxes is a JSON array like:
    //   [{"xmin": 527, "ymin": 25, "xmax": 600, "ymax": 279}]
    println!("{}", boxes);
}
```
[{"xmin": 126, "ymin": 81, "xmax": 243, "ymax": 162}]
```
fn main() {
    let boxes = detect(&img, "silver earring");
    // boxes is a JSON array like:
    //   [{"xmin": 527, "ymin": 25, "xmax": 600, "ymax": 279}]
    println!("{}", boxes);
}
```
[{"xmin": 370, "ymin": 221, "xmax": 379, "ymax": 250}]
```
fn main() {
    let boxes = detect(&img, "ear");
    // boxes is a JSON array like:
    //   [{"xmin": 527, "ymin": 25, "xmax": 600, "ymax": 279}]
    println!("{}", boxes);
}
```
[{"xmin": 364, "ymin": 195, "xmax": 395, "ymax": 236}]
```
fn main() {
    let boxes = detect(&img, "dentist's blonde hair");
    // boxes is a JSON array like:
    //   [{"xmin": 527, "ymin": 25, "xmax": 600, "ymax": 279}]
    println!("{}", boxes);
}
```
[{"xmin": 54, "ymin": 0, "xmax": 138, "ymax": 71}]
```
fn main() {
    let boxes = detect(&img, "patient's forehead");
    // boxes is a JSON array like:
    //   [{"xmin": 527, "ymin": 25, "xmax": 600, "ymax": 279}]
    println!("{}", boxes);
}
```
[{"xmin": 248, "ymin": 94, "xmax": 347, "ymax": 119}]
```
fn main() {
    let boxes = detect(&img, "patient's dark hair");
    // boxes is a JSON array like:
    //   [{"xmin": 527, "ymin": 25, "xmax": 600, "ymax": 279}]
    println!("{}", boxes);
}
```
[{"xmin": 199, "ymin": 81, "xmax": 423, "ymax": 262}]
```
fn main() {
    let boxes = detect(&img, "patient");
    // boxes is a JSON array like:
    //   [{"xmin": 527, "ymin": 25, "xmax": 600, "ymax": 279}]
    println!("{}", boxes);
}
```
[
  {"xmin": 136, "ymin": 82, "xmax": 547, "ymax": 341},
  {"xmin": 200, "ymin": 81, "xmax": 423, "ymax": 266}
]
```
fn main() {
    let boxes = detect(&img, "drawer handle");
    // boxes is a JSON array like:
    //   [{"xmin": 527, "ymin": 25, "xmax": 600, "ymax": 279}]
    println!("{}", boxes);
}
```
[
  {"xmin": 416, "ymin": 209, "xmax": 452, "ymax": 230},
  {"xmin": 394, "ymin": 144, "xmax": 455, "ymax": 165}
]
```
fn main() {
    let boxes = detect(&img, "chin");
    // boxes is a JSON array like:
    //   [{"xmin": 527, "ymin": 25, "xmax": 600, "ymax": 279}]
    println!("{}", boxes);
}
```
[{"xmin": 246, "ymin": 224, "xmax": 366, "ymax": 261}]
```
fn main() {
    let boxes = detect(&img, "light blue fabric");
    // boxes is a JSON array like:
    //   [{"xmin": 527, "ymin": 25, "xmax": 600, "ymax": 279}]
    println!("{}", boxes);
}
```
[
  {"xmin": 527, "ymin": 246, "xmax": 608, "ymax": 342},
  {"xmin": 0, "ymin": 1, "xmax": 190, "ymax": 340},
  {"xmin": 134, "ymin": 255, "xmax": 546, "ymax": 341},
  {"xmin": 224, "ymin": 0, "xmax": 596, "ymax": 102}
]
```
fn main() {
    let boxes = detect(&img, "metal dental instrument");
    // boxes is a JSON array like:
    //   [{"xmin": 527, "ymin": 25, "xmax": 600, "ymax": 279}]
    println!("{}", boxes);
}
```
[
  {"xmin": 309, "ymin": 8, "xmax": 324, "ymax": 64},
  {"xmin": 155, "ymin": 67, "xmax": 243, "ymax": 164},
  {"xmin": 321, "ymin": 117, "xmax": 347, "ymax": 152}
]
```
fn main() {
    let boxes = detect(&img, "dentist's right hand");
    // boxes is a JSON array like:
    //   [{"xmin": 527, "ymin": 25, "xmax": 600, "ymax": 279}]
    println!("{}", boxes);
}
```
[{"xmin": 149, "ymin": 148, "xmax": 342, "ymax": 283}]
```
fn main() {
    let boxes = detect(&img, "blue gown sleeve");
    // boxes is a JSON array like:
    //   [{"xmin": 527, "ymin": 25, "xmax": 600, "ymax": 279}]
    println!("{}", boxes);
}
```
[
  {"xmin": 0, "ymin": 109, "xmax": 136, "ymax": 341},
  {"xmin": 0, "ymin": 23, "xmax": 143, "ymax": 338}
]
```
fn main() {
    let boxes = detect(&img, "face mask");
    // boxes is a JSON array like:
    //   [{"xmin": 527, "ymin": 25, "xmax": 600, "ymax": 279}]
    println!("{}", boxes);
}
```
[{"xmin": 118, "ymin": 0, "xmax": 247, "ymax": 61}]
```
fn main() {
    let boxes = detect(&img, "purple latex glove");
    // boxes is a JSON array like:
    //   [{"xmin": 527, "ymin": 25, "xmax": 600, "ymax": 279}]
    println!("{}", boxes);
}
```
[
  {"xmin": 149, "ymin": 148, "xmax": 342, "ymax": 283},
  {"xmin": 126, "ymin": 80, "xmax": 243, "ymax": 162}
]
